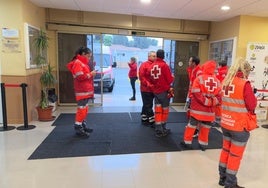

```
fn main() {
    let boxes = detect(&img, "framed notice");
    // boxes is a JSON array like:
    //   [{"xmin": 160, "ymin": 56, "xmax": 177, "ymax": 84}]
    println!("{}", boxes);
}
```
[
  {"xmin": 1, "ymin": 28, "xmax": 21, "ymax": 53},
  {"xmin": 209, "ymin": 37, "xmax": 237, "ymax": 66}
]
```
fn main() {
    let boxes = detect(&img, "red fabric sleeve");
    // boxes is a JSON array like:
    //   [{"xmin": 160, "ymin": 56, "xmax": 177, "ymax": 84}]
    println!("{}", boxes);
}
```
[{"xmin": 244, "ymin": 82, "xmax": 257, "ymax": 112}]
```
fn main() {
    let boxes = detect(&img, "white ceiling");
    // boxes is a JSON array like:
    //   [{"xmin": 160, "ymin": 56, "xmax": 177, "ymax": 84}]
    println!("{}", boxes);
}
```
[{"xmin": 29, "ymin": 0, "xmax": 268, "ymax": 22}]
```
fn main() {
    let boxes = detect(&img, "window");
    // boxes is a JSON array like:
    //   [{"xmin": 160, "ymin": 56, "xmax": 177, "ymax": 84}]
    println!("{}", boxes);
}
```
[
  {"xmin": 209, "ymin": 37, "xmax": 237, "ymax": 66},
  {"xmin": 24, "ymin": 23, "xmax": 47, "ymax": 69}
]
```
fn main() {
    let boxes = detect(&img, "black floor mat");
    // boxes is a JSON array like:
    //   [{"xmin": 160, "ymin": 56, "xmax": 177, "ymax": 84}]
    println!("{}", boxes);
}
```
[{"xmin": 28, "ymin": 112, "xmax": 222, "ymax": 160}]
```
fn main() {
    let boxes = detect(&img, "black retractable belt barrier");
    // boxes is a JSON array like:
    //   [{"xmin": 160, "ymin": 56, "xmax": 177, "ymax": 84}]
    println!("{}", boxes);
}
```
[
  {"xmin": 0, "ymin": 83, "xmax": 36, "ymax": 131},
  {"xmin": 17, "ymin": 83, "xmax": 36, "ymax": 130}
]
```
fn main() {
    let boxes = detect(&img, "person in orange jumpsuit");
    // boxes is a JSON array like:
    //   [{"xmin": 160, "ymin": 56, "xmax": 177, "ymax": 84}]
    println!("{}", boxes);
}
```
[
  {"xmin": 214, "ymin": 60, "xmax": 229, "ymax": 127},
  {"xmin": 218, "ymin": 58, "xmax": 257, "ymax": 188},
  {"xmin": 181, "ymin": 60, "xmax": 221, "ymax": 150},
  {"xmin": 67, "ymin": 47, "xmax": 97, "ymax": 137}
]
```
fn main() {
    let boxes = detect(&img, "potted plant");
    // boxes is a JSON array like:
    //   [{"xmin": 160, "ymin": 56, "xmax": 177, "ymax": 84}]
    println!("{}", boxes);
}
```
[{"xmin": 34, "ymin": 29, "xmax": 57, "ymax": 121}]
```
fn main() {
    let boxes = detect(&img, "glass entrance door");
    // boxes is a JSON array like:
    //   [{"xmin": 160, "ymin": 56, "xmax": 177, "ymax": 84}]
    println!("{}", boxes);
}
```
[
  {"xmin": 164, "ymin": 39, "xmax": 199, "ymax": 104},
  {"xmin": 58, "ymin": 33, "xmax": 103, "ymax": 106}
]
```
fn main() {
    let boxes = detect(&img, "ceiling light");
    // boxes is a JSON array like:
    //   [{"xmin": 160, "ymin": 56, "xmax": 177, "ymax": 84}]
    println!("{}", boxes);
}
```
[
  {"xmin": 140, "ymin": 0, "xmax": 151, "ymax": 4},
  {"xmin": 221, "ymin": 5, "xmax": 230, "ymax": 11}
]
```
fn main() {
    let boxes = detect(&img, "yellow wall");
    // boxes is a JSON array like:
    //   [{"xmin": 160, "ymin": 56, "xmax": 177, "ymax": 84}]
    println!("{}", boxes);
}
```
[
  {"xmin": 0, "ymin": 0, "xmax": 45, "ymax": 76},
  {"xmin": 237, "ymin": 15, "xmax": 268, "ymax": 57},
  {"xmin": 210, "ymin": 15, "xmax": 268, "ymax": 59},
  {"xmin": 0, "ymin": 0, "xmax": 46, "ymax": 123}
]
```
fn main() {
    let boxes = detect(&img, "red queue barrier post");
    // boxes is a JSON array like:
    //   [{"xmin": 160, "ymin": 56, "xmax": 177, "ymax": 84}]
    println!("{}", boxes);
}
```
[{"xmin": 0, "ymin": 83, "xmax": 36, "ymax": 131}]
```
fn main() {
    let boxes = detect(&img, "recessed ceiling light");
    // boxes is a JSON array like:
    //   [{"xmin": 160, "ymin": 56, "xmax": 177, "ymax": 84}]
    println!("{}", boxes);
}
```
[
  {"xmin": 221, "ymin": 5, "xmax": 230, "ymax": 11},
  {"xmin": 141, "ymin": 0, "xmax": 151, "ymax": 4}
]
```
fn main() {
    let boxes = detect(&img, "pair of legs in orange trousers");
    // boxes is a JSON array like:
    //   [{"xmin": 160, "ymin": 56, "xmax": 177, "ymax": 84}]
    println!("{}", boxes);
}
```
[
  {"xmin": 218, "ymin": 127, "xmax": 249, "ymax": 188},
  {"xmin": 181, "ymin": 116, "xmax": 212, "ymax": 151}
]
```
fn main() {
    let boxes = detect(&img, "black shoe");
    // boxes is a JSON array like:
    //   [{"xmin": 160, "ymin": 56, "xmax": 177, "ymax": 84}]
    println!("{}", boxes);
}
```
[
  {"xmin": 74, "ymin": 124, "xmax": 90, "ymax": 137},
  {"xmin": 224, "ymin": 184, "xmax": 245, "ymax": 188},
  {"xmin": 155, "ymin": 130, "xmax": 168, "ymax": 138},
  {"xmin": 219, "ymin": 177, "xmax": 226, "ymax": 186},
  {"xmin": 163, "ymin": 128, "xmax": 171, "ymax": 134},
  {"xmin": 129, "ymin": 97, "xmax": 136, "ymax": 101},
  {"xmin": 198, "ymin": 144, "xmax": 207, "ymax": 151},
  {"xmin": 150, "ymin": 124, "xmax": 155, "ymax": 128},
  {"xmin": 82, "ymin": 121, "xmax": 93, "ymax": 133},
  {"xmin": 180, "ymin": 141, "xmax": 192, "ymax": 150}
]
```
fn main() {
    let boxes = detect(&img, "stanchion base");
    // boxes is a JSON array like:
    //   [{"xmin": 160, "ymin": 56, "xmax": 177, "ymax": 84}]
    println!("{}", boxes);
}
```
[
  {"xmin": 0, "ymin": 126, "xmax": 16, "ymax": 131},
  {"xmin": 261, "ymin": 124, "xmax": 268, "ymax": 129},
  {"xmin": 16, "ymin": 125, "xmax": 36, "ymax": 131}
]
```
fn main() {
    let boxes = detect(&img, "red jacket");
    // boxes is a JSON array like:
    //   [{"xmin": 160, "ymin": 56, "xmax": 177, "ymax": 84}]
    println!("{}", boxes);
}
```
[
  {"xmin": 66, "ymin": 55, "xmax": 94, "ymax": 101},
  {"xmin": 139, "ymin": 59, "xmax": 153, "ymax": 92},
  {"xmin": 128, "ymin": 62, "xmax": 137, "ymax": 78},
  {"xmin": 190, "ymin": 60, "xmax": 221, "ymax": 121},
  {"xmin": 216, "ymin": 66, "xmax": 228, "ymax": 83},
  {"xmin": 150, "ymin": 58, "xmax": 174, "ymax": 94},
  {"xmin": 188, "ymin": 65, "xmax": 202, "ymax": 98}
]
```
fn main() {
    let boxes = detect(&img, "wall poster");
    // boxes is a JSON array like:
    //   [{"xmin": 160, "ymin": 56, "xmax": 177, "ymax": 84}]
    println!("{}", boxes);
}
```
[{"xmin": 246, "ymin": 42, "xmax": 268, "ymax": 107}]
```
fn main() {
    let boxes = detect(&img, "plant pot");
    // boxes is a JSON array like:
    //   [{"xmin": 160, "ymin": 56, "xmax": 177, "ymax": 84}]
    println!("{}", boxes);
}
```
[{"xmin": 36, "ymin": 106, "xmax": 55, "ymax": 121}]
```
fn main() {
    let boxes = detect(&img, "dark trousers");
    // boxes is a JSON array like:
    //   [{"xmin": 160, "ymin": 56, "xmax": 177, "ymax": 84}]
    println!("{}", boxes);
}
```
[
  {"xmin": 141, "ymin": 91, "xmax": 154, "ymax": 118},
  {"xmin": 130, "ymin": 77, "xmax": 138, "ymax": 97}
]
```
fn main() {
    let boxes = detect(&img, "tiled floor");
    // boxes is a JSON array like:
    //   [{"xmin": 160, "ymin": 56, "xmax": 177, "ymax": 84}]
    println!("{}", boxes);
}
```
[{"xmin": 1, "ymin": 101, "xmax": 268, "ymax": 188}]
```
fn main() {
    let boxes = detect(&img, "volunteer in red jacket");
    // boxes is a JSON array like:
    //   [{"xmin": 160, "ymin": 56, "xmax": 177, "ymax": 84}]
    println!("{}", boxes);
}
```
[
  {"xmin": 214, "ymin": 60, "xmax": 229, "ymax": 127},
  {"xmin": 181, "ymin": 60, "xmax": 221, "ymax": 150},
  {"xmin": 186, "ymin": 56, "xmax": 203, "ymax": 137},
  {"xmin": 218, "ymin": 58, "xmax": 257, "ymax": 188},
  {"xmin": 150, "ymin": 49, "xmax": 174, "ymax": 137},
  {"xmin": 67, "ymin": 47, "xmax": 96, "ymax": 137},
  {"xmin": 139, "ymin": 51, "xmax": 156, "ymax": 126},
  {"xmin": 128, "ymin": 57, "xmax": 138, "ymax": 101}
]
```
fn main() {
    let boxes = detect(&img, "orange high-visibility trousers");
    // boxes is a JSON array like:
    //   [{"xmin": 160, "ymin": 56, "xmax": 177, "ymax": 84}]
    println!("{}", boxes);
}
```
[
  {"xmin": 75, "ymin": 106, "xmax": 88, "ymax": 124},
  {"xmin": 162, "ymin": 107, "xmax": 169, "ymax": 123},
  {"xmin": 219, "ymin": 137, "xmax": 247, "ymax": 174},
  {"xmin": 183, "ymin": 123, "xmax": 196, "ymax": 144},
  {"xmin": 154, "ymin": 105, "xmax": 162, "ymax": 125},
  {"xmin": 198, "ymin": 123, "xmax": 211, "ymax": 145}
]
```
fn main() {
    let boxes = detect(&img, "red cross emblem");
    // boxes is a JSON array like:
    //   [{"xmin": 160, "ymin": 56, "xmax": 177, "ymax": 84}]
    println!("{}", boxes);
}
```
[
  {"xmin": 151, "ymin": 65, "xmax": 161, "ymax": 79},
  {"xmin": 223, "ymin": 84, "xmax": 235, "ymax": 97},
  {"xmin": 205, "ymin": 77, "xmax": 217, "ymax": 92}
]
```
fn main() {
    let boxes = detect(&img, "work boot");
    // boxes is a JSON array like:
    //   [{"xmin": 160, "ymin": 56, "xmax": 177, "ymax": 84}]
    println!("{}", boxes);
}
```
[
  {"xmin": 162, "ymin": 123, "xmax": 171, "ymax": 134},
  {"xmin": 180, "ymin": 141, "xmax": 192, "ymax": 150},
  {"xmin": 82, "ymin": 121, "xmax": 93, "ymax": 133},
  {"xmin": 224, "ymin": 184, "xmax": 245, "ymax": 188},
  {"xmin": 155, "ymin": 130, "xmax": 168, "ymax": 138},
  {"xmin": 141, "ymin": 114, "xmax": 150, "ymax": 126},
  {"xmin": 74, "ymin": 124, "xmax": 90, "ymax": 137},
  {"xmin": 129, "ymin": 97, "xmax": 136, "ymax": 101},
  {"xmin": 148, "ymin": 116, "xmax": 155, "ymax": 125},
  {"xmin": 219, "ymin": 177, "xmax": 226, "ymax": 186},
  {"xmin": 198, "ymin": 144, "xmax": 207, "ymax": 151}
]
